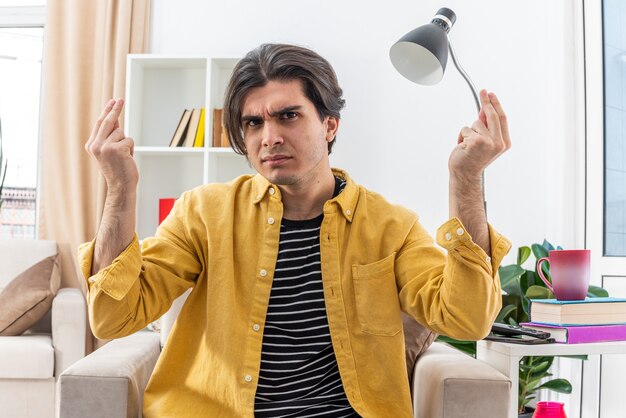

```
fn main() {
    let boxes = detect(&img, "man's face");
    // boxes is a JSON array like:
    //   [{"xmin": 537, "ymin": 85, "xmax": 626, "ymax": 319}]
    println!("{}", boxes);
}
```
[{"xmin": 241, "ymin": 79, "xmax": 338, "ymax": 187}]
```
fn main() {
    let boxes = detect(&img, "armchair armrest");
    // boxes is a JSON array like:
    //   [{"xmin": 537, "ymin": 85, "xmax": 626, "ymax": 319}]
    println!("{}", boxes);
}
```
[
  {"xmin": 57, "ymin": 331, "xmax": 160, "ymax": 418},
  {"xmin": 52, "ymin": 288, "xmax": 87, "ymax": 376},
  {"xmin": 412, "ymin": 342, "xmax": 511, "ymax": 418}
]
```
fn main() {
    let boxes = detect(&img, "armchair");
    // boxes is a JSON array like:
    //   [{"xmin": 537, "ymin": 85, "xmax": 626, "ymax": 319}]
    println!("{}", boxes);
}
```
[
  {"xmin": 0, "ymin": 240, "xmax": 86, "ymax": 418},
  {"xmin": 59, "ymin": 289, "xmax": 510, "ymax": 418}
]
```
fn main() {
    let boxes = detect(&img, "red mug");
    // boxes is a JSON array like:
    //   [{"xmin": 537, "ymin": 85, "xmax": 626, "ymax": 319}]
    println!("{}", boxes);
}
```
[
  {"xmin": 533, "ymin": 401, "xmax": 567, "ymax": 417},
  {"xmin": 536, "ymin": 249, "xmax": 590, "ymax": 301}
]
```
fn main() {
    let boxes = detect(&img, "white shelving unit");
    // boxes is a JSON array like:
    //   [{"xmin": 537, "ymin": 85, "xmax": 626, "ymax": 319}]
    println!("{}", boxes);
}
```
[
  {"xmin": 124, "ymin": 55, "xmax": 254, "ymax": 239},
  {"xmin": 476, "ymin": 340, "xmax": 626, "ymax": 418}
]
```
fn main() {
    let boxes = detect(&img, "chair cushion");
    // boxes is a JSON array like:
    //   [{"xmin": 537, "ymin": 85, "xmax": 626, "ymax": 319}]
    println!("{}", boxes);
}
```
[
  {"xmin": 402, "ymin": 312, "xmax": 437, "ymax": 386},
  {"xmin": 0, "ymin": 255, "xmax": 61, "ymax": 336},
  {"xmin": 0, "ymin": 334, "xmax": 54, "ymax": 378}
]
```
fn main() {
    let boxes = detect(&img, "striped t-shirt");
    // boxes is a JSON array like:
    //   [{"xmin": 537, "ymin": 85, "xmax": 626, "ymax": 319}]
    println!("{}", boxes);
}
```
[{"xmin": 254, "ymin": 178, "xmax": 359, "ymax": 418}]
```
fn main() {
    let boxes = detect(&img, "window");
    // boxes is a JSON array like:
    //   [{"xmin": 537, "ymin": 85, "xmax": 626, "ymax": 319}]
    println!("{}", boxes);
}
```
[
  {"xmin": 0, "ymin": 5, "xmax": 44, "ymax": 239},
  {"xmin": 603, "ymin": 0, "xmax": 626, "ymax": 255}
]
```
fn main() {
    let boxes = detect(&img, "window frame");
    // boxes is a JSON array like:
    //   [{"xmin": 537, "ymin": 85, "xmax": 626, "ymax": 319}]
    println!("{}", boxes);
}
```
[
  {"xmin": 0, "ymin": 6, "xmax": 44, "ymax": 27},
  {"xmin": 0, "ymin": 4, "xmax": 45, "ymax": 239}
]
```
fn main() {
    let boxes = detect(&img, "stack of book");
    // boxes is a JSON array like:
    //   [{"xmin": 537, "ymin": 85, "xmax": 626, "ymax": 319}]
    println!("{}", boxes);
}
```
[
  {"xmin": 169, "ymin": 108, "xmax": 206, "ymax": 148},
  {"xmin": 521, "ymin": 297, "xmax": 626, "ymax": 344}
]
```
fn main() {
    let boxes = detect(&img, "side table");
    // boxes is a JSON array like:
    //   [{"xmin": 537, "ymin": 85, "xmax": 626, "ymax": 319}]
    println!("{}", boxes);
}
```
[{"xmin": 476, "ymin": 340, "xmax": 626, "ymax": 418}]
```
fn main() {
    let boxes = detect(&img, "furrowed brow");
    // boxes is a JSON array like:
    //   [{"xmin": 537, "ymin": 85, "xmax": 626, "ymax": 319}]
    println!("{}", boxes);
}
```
[
  {"xmin": 241, "ymin": 105, "xmax": 303, "ymax": 123},
  {"xmin": 241, "ymin": 114, "xmax": 261, "ymax": 124},
  {"xmin": 269, "ymin": 105, "xmax": 302, "ymax": 117}
]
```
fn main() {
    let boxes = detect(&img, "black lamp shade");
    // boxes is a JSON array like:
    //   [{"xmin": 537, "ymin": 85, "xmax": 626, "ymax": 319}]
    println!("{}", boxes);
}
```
[{"xmin": 389, "ymin": 23, "xmax": 450, "ymax": 85}]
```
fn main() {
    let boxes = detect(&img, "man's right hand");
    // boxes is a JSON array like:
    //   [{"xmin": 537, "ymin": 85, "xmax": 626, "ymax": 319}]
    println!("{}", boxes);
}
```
[{"xmin": 85, "ymin": 98, "xmax": 138, "ymax": 192}]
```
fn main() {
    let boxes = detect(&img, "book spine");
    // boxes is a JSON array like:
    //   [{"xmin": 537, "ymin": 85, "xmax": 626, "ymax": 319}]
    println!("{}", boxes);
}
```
[
  {"xmin": 567, "ymin": 325, "xmax": 626, "ymax": 343},
  {"xmin": 213, "ymin": 108, "xmax": 223, "ymax": 148},
  {"xmin": 193, "ymin": 107, "xmax": 206, "ymax": 148},
  {"xmin": 184, "ymin": 108, "xmax": 201, "ymax": 147},
  {"xmin": 522, "ymin": 322, "xmax": 626, "ymax": 344},
  {"xmin": 158, "ymin": 198, "xmax": 176, "ymax": 225}
]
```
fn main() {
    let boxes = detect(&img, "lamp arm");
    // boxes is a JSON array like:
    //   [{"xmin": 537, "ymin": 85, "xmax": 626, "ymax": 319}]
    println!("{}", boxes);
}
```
[
  {"xmin": 447, "ymin": 36, "xmax": 487, "ymax": 215},
  {"xmin": 447, "ymin": 36, "xmax": 480, "ymax": 114}
]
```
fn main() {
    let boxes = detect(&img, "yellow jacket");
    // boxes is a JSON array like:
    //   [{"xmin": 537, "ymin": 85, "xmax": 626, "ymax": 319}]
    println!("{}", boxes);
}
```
[{"xmin": 79, "ymin": 168, "xmax": 511, "ymax": 417}]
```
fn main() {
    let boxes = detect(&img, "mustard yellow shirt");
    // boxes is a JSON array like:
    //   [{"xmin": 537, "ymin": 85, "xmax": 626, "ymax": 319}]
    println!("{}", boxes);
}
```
[{"xmin": 79, "ymin": 168, "xmax": 511, "ymax": 418}]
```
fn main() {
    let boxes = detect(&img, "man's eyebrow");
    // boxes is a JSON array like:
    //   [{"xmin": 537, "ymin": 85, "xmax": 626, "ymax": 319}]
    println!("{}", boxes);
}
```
[
  {"xmin": 241, "ymin": 114, "xmax": 260, "ymax": 123},
  {"xmin": 269, "ymin": 105, "xmax": 302, "ymax": 117},
  {"xmin": 241, "ymin": 105, "xmax": 303, "ymax": 122}
]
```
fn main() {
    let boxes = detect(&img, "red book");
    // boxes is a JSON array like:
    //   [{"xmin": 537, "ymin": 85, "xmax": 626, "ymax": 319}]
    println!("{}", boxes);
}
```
[
  {"xmin": 520, "ymin": 322, "xmax": 626, "ymax": 344},
  {"xmin": 159, "ymin": 198, "xmax": 176, "ymax": 225}
]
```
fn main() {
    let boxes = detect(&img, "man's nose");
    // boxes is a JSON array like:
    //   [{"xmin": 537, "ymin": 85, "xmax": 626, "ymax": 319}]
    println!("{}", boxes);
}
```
[{"xmin": 261, "ymin": 122, "xmax": 284, "ymax": 147}]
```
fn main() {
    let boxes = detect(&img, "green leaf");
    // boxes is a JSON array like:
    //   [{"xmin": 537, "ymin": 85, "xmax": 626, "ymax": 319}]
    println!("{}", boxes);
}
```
[
  {"xmin": 500, "ymin": 266, "xmax": 524, "ymax": 296},
  {"xmin": 519, "ymin": 272, "xmax": 530, "ymax": 296},
  {"xmin": 587, "ymin": 285, "xmax": 609, "ymax": 298},
  {"xmin": 496, "ymin": 305, "xmax": 517, "ymax": 324},
  {"xmin": 525, "ymin": 285, "xmax": 554, "ymax": 300},
  {"xmin": 521, "ymin": 296, "xmax": 531, "ymax": 320},
  {"xmin": 435, "ymin": 336, "xmax": 476, "ymax": 357},
  {"xmin": 519, "ymin": 364, "xmax": 533, "ymax": 372},
  {"xmin": 558, "ymin": 354, "xmax": 589, "ymax": 361},
  {"xmin": 542, "ymin": 239, "xmax": 555, "ymax": 251},
  {"xmin": 531, "ymin": 243, "xmax": 549, "ymax": 260},
  {"xmin": 529, "ymin": 360, "xmax": 552, "ymax": 376},
  {"xmin": 535, "ymin": 378, "xmax": 572, "ymax": 394},
  {"xmin": 517, "ymin": 246, "xmax": 532, "ymax": 266},
  {"xmin": 524, "ymin": 270, "xmax": 539, "ymax": 289}
]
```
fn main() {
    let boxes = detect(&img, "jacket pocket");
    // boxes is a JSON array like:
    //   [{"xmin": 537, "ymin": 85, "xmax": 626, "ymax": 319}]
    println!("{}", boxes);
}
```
[{"xmin": 352, "ymin": 253, "xmax": 402, "ymax": 336}]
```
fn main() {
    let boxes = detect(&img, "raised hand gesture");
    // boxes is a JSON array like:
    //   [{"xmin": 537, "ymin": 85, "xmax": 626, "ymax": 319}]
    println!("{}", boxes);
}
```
[
  {"xmin": 448, "ymin": 90, "xmax": 511, "ymax": 178},
  {"xmin": 447, "ymin": 90, "xmax": 511, "ymax": 254},
  {"xmin": 85, "ymin": 98, "xmax": 138, "ymax": 192},
  {"xmin": 85, "ymin": 99, "xmax": 138, "ymax": 274}
]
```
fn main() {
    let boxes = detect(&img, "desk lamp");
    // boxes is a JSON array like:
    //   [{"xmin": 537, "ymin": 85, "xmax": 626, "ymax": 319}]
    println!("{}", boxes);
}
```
[
  {"xmin": 389, "ymin": 7, "xmax": 486, "ymax": 209},
  {"xmin": 389, "ymin": 7, "xmax": 479, "ymax": 113}
]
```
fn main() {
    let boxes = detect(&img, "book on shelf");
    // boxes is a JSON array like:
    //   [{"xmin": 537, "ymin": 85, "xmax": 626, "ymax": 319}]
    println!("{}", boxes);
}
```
[
  {"xmin": 158, "ymin": 198, "xmax": 176, "ymax": 225},
  {"xmin": 183, "ymin": 108, "xmax": 202, "ymax": 147},
  {"xmin": 169, "ymin": 109, "xmax": 192, "ymax": 147},
  {"xmin": 520, "ymin": 322, "xmax": 626, "ymax": 344},
  {"xmin": 193, "ymin": 107, "xmax": 206, "ymax": 147},
  {"xmin": 212, "ymin": 108, "xmax": 231, "ymax": 148},
  {"xmin": 221, "ymin": 121, "xmax": 230, "ymax": 147},
  {"xmin": 529, "ymin": 297, "xmax": 626, "ymax": 325},
  {"xmin": 212, "ymin": 108, "xmax": 222, "ymax": 147}
]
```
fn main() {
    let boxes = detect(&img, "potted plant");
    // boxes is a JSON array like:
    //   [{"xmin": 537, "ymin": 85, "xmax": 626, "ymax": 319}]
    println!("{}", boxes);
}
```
[
  {"xmin": 437, "ymin": 239, "xmax": 607, "ymax": 416},
  {"xmin": 0, "ymin": 117, "xmax": 7, "ymax": 210}
]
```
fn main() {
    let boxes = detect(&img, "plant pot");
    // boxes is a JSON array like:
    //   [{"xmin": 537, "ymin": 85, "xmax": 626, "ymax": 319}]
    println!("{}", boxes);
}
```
[{"xmin": 519, "ymin": 407, "xmax": 535, "ymax": 418}]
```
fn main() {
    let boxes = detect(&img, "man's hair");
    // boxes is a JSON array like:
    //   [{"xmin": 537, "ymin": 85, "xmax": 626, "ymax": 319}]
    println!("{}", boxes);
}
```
[{"xmin": 223, "ymin": 43, "xmax": 346, "ymax": 155}]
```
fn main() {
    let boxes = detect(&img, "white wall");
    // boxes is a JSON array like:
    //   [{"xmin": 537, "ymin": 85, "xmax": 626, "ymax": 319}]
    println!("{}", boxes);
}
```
[{"xmin": 149, "ymin": 0, "xmax": 583, "ymax": 261}]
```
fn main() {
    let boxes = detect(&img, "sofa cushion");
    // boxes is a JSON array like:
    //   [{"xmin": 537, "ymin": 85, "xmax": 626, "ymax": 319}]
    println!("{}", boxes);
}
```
[
  {"xmin": 0, "ymin": 334, "xmax": 54, "ymax": 378},
  {"xmin": 0, "ymin": 255, "xmax": 61, "ymax": 336},
  {"xmin": 0, "ymin": 239, "xmax": 58, "ymax": 288},
  {"xmin": 402, "ymin": 312, "xmax": 437, "ymax": 386}
]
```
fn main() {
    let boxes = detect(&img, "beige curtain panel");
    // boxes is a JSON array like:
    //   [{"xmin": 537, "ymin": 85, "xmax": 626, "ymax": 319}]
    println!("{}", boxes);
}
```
[{"xmin": 39, "ymin": 0, "xmax": 151, "ymax": 348}]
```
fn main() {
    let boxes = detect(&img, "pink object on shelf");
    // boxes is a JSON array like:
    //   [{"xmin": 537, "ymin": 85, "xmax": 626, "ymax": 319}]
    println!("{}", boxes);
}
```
[
  {"xmin": 521, "ymin": 322, "xmax": 626, "ymax": 344},
  {"xmin": 159, "ymin": 198, "xmax": 176, "ymax": 225},
  {"xmin": 537, "ymin": 249, "xmax": 590, "ymax": 301},
  {"xmin": 533, "ymin": 401, "xmax": 567, "ymax": 418}
]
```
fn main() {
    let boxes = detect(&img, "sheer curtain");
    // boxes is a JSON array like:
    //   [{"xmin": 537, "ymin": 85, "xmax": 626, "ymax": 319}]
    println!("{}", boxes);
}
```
[{"xmin": 39, "ymin": 0, "xmax": 150, "ymax": 350}]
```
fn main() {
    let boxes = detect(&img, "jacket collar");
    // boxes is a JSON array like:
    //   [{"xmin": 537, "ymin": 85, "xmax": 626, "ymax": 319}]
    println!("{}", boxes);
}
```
[{"xmin": 251, "ymin": 168, "xmax": 358, "ymax": 223}]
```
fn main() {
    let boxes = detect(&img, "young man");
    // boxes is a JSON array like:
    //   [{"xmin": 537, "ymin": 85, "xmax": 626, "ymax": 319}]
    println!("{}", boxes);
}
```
[{"xmin": 82, "ymin": 43, "xmax": 511, "ymax": 417}]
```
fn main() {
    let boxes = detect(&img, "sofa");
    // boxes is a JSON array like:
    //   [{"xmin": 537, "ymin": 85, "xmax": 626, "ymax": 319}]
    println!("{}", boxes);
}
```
[
  {"xmin": 58, "ymin": 288, "xmax": 510, "ymax": 418},
  {"xmin": 0, "ymin": 240, "xmax": 86, "ymax": 418}
]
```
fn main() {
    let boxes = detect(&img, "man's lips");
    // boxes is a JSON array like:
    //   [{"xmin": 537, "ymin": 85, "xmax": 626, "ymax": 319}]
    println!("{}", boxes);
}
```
[{"xmin": 262, "ymin": 155, "xmax": 291, "ymax": 166}]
